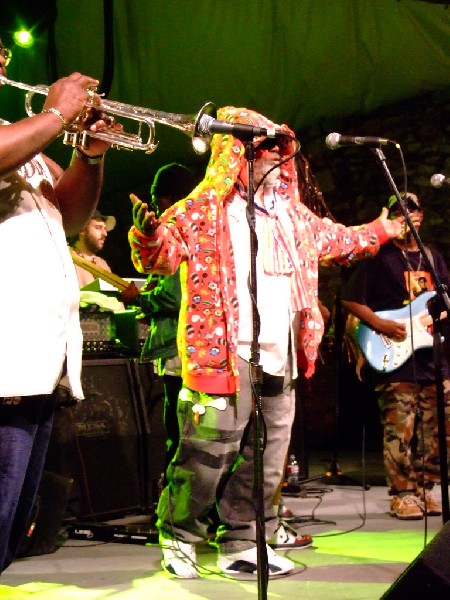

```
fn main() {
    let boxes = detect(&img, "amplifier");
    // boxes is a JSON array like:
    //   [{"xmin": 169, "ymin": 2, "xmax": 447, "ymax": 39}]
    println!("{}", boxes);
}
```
[
  {"xmin": 80, "ymin": 310, "xmax": 116, "ymax": 354},
  {"xmin": 80, "ymin": 309, "xmax": 149, "ymax": 356}
]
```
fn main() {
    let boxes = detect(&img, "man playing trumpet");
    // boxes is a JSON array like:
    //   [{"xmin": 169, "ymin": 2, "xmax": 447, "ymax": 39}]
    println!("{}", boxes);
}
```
[{"xmin": 0, "ymin": 36, "xmax": 120, "ymax": 574}]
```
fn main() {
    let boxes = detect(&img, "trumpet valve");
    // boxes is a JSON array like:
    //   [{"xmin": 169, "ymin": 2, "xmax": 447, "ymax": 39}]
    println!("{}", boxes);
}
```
[{"xmin": 63, "ymin": 129, "xmax": 90, "ymax": 149}]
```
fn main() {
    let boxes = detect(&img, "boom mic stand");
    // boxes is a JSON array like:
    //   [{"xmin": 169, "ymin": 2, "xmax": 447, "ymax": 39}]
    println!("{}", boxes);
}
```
[
  {"xmin": 372, "ymin": 146, "xmax": 450, "ymax": 524},
  {"xmin": 244, "ymin": 140, "xmax": 268, "ymax": 600}
]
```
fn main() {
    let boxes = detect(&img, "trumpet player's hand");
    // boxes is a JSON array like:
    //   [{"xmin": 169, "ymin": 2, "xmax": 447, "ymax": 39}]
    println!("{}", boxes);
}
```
[
  {"xmin": 44, "ymin": 72, "xmax": 122, "ymax": 156},
  {"xmin": 44, "ymin": 72, "xmax": 101, "ymax": 127},
  {"xmin": 130, "ymin": 193, "xmax": 159, "ymax": 236},
  {"xmin": 78, "ymin": 107, "xmax": 124, "ymax": 156}
]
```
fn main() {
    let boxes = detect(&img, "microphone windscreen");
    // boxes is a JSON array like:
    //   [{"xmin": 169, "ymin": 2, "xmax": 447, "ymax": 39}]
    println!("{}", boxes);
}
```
[
  {"xmin": 430, "ymin": 173, "xmax": 445, "ymax": 188},
  {"xmin": 325, "ymin": 133, "xmax": 340, "ymax": 150}
]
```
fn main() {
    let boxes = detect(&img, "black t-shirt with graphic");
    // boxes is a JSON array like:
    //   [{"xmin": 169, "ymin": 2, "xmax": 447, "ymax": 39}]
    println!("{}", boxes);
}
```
[{"xmin": 341, "ymin": 241, "xmax": 449, "ymax": 383}]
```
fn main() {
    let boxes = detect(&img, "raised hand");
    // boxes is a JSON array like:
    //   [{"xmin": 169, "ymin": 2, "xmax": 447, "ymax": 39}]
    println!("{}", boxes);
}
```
[{"xmin": 130, "ymin": 193, "xmax": 159, "ymax": 235}]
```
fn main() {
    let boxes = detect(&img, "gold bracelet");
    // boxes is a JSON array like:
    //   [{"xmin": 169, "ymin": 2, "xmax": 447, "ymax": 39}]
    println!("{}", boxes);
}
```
[
  {"xmin": 74, "ymin": 147, "xmax": 105, "ymax": 165},
  {"xmin": 42, "ymin": 107, "xmax": 69, "ymax": 129}
]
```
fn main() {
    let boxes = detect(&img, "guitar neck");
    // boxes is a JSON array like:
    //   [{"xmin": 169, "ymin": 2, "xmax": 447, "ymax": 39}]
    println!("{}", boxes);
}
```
[{"xmin": 69, "ymin": 247, "xmax": 129, "ymax": 292}]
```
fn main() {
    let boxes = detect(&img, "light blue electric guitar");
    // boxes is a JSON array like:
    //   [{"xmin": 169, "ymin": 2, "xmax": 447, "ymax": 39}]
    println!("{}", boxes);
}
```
[{"xmin": 355, "ymin": 291, "xmax": 445, "ymax": 373}]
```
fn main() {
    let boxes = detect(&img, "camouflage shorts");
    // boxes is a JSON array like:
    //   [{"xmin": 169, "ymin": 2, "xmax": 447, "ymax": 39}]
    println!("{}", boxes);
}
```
[{"xmin": 376, "ymin": 380, "xmax": 450, "ymax": 493}]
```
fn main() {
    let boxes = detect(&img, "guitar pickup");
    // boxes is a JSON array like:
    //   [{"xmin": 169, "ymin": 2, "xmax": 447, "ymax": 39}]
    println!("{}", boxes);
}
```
[{"xmin": 379, "ymin": 334, "xmax": 393, "ymax": 349}]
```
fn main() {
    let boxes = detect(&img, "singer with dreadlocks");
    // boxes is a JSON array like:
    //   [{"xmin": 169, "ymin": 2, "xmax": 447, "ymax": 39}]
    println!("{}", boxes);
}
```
[{"xmin": 128, "ymin": 107, "xmax": 402, "ymax": 579}]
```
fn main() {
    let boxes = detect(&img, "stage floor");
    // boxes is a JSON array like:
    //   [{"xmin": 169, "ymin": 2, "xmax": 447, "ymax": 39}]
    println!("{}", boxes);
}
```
[{"xmin": 0, "ymin": 452, "xmax": 447, "ymax": 600}]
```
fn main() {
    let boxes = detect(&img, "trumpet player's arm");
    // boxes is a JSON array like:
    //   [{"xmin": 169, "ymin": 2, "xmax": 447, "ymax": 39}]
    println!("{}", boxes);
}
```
[
  {"xmin": 0, "ymin": 116, "xmax": 107, "ymax": 235},
  {"xmin": 0, "ymin": 72, "xmax": 101, "ymax": 179},
  {"xmin": 49, "ymin": 111, "xmax": 123, "ymax": 236},
  {"xmin": 0, "ymin": 118, "xmax": 65, "ymax": 177},
  {"xmin": 0, "ymin": 73, "xmax": 121, "ymax": 234},
  {"xmin": 341, "ymin": 300, "xmax": 407, "ymax": 341},
  {"xmin": 128, "ymin": 193, "xmax": 188, "ymax": 276}
]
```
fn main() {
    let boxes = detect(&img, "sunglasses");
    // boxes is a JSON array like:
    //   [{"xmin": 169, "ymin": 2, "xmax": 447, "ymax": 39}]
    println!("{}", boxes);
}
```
[
  {"xmin": 256, "ymin": 137, "xmax": 282, "ymax": 151},
  {"xmin": 391, "ymin": 196, "xmax": 423, "ymax": 215},
  {"xmin": 256, "ymin": 135, "xmax": 295, "ymax": 159},
  {"xmin": 0, "ymin": 42, "xmax": 12, "ymax": 66}
]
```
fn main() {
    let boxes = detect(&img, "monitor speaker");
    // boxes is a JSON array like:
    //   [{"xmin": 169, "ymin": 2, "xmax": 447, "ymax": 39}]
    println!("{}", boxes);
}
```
[
  {"xmin": 381, "ymin": 521, "xmax": 450, "ymax": 598},
  {"xmin": 45, "ymin": 358, "xmax": 147, "ymax": 520}
]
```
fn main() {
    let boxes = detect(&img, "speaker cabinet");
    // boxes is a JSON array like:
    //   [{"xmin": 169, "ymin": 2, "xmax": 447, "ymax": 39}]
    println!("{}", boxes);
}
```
[
  {"xmin": 46, "ymin": 358, "xmax": 148, "ymax": 520},
  {"xmin": 381, "ymin": 521, "xmax": 450, "ymax": 598}
]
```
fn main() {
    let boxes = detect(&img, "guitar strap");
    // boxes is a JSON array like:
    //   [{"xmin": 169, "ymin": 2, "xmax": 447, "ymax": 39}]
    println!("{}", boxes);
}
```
[
  {"xmin": 424, "ymin": 245, "xmax": 434, "ymax": 271},
  {"xmin": 343, "ymin": 312, "xmax": 366, "ymax": 380}
]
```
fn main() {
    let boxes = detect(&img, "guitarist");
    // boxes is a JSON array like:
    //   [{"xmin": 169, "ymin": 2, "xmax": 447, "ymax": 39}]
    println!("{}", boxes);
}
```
[
  {"xmin": 70, "ymin": 209, "xmax": 117, "ymax": 288},
  {"xmin": 70, "ymin": 209, "xmax": 139, "ymax": 305},
  {"xmin": 342, "ymin": 192, "xmax": 450, "ymax": 520}
]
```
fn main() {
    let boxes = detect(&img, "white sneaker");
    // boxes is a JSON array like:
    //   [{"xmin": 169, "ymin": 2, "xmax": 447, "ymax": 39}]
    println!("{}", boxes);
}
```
[
  {"xmin": 268, "ymin": 521, "xmax": 313, "ymax": 549},
  {"xmin": 160, "ymin": 537, "xmax": 198, "ymax": 579},
  {"xmin": 217, "ymin": 543, "xmax": 294, "ymax": 576}
]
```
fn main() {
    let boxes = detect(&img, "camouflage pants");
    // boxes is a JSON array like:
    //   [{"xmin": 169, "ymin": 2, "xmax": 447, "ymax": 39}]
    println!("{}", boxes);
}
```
[
  {"xmin": 157, "ymin": 357, "xmax": 296, "ymax": 552},
  {"xmin": 376, "ymin": 380, "xmax": 450, "ymax": 494}
]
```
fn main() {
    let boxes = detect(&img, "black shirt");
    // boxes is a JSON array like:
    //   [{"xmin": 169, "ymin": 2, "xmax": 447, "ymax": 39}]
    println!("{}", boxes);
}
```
[{"xmin": 341, "ymin": 241, "xmax": 449, "ymax": 383}]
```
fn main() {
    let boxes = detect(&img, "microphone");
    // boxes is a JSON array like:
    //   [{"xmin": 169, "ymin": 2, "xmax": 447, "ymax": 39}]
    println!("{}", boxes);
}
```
[
  {"xmin": 430, "ymin": 173, "xmax": 450, "ymax": 188},
  {"xmin": 326, "ymin": 132, "xmax": 392, "ymax": 150},
  {"xmin": 197, "ymin": 114, "xmax": 279, "ymax": 141}
]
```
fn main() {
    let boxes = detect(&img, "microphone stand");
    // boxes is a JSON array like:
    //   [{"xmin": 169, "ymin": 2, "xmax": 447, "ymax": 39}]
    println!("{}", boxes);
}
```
[
  {"xmin": 244, "ymin": 140, "xmax": 268, "ymax": 599},
  {"xmin": 372, "ymin": 147, "xmax": 450, "ymax": 524}
]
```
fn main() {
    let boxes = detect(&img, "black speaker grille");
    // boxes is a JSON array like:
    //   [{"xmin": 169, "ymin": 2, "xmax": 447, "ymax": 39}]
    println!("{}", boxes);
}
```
[{"xmin": 46, "ymin": 359, "xmax": 147, "ymax": 520}]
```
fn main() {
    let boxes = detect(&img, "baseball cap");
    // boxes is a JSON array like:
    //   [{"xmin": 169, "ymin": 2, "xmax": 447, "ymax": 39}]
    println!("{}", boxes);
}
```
[
  {"xmin": 91, "ymin": 209, "xmax": 116, "ymax": 232},
  {"xmin": 387, "ymin": 192, "xmax": 422, "ymax": 214},
  {"xmin": 150, "ymin": 163, "xmax": 197, "ymax": 200}
]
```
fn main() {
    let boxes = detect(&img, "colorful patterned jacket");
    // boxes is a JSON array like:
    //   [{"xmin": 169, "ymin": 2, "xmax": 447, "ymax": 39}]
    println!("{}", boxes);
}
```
[{"xmin": 129, "ymin": 107, "xmax": 388, "ymax": 394}]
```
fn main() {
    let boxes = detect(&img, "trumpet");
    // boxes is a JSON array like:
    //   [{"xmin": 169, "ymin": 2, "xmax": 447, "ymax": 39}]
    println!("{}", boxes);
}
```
[{"xmin": 0, "ymin": 75, "xmax": 217, "ymax": 155}]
